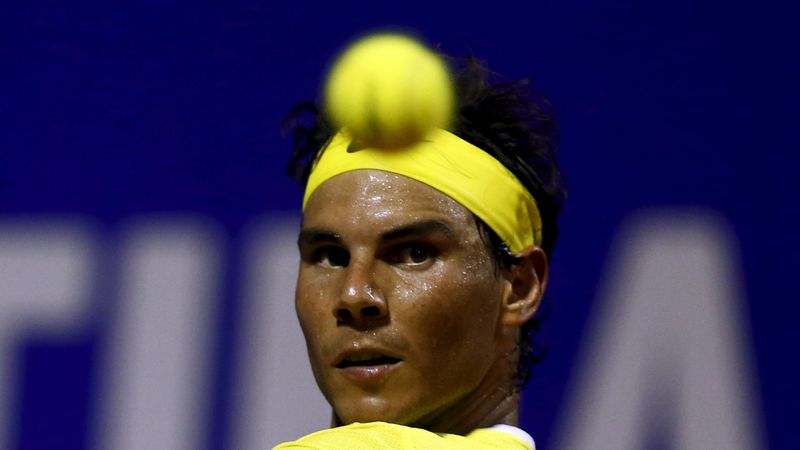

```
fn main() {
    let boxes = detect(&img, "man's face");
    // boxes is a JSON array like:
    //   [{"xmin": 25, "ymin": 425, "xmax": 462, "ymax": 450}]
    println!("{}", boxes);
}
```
[{"xmin": 296, "ymin": 169, "xmax": 511, "ymax": 428}]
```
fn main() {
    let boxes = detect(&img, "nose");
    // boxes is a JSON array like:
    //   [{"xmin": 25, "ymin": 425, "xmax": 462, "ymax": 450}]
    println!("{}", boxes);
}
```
[{"xmin": 334, "ymin": 260, "xmax": 388, "ymax": 327}]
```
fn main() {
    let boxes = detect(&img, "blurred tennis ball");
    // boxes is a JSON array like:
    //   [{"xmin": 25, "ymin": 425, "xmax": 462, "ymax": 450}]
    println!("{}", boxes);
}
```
[{"xmin": 324, "ymin": 33, "xmax": 454, "ymax": 149}]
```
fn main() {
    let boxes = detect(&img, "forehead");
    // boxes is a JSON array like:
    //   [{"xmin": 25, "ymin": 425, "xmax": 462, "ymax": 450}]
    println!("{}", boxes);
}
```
[{"xmin": 303, "ymin": 169, "xmax": 475, "ymax": 231}]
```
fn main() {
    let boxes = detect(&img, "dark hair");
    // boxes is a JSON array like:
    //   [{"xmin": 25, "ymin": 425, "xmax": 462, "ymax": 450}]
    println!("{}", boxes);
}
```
[{"xmin": 284, "ymin": 57, "xmax": 567, "ymax": 390}]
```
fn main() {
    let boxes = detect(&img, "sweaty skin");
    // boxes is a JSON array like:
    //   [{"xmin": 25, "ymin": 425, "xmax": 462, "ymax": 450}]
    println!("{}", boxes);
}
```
[{"xmin": 296, "ymin": 169, "xmax": 545, "ymax": 435}]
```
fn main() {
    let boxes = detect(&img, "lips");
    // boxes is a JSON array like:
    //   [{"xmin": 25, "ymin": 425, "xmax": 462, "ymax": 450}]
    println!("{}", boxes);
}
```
[
  {"xmin": 334, "ymin": 350, "xmax": 402, "ymax": 368},
  {"xmin": 333, "ymin": 347, "xmax": 403, "ymax": 386}
]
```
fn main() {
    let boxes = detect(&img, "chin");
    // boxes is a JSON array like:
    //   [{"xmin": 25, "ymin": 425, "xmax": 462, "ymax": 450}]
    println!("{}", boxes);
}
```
[{"xmin": 335, "ymin": 395, "xmax": 414, "ymax": 425}]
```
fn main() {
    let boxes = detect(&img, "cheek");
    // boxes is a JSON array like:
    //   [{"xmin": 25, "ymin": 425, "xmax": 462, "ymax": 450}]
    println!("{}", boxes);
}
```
[
  {"xmin": 295, "ymin": 269, "xmax": 336, "ymax": 352},
  {"xmin": 394, "ymin": 260, "xmax": 501, "ymax": 362}
]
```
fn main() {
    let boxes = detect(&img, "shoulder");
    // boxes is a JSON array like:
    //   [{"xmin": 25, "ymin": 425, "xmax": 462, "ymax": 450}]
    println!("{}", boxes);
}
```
[{"xmin": 273, "ymin": 422, "xmax": 532, "ymax": 449}]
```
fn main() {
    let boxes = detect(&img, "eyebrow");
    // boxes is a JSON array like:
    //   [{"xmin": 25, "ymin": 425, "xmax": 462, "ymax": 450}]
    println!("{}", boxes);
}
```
[
  {"xmin": 297, "ymin": 228, "xmax": 343, "ymax": 247},
  {"xmin": 378, "ymin": 219, "xmax": 456, "ymax": 242},
  {"xmin": 297, "ymin": 220, "xmax": 456, "ymax": 247}
]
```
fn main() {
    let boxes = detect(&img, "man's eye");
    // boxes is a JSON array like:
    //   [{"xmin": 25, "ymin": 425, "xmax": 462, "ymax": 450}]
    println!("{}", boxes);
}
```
[
  {"xmin": 396, "ymin": 244, "xmax": 435, "ymax": 266},
  {"xmin": 315, "ymin": 247, "xmax": 350, "ymax": 268}
]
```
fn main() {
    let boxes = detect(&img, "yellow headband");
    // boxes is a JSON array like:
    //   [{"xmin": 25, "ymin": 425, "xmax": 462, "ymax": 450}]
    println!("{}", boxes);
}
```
[{"xmin": 302, "ymin": 129, "xmax": 542, "ymax": 252}]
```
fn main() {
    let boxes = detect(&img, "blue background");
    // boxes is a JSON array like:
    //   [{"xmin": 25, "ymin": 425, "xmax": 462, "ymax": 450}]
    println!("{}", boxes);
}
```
[{"xmin": 2, "ymin": 1, "xmax": 798, "ymax": 448}]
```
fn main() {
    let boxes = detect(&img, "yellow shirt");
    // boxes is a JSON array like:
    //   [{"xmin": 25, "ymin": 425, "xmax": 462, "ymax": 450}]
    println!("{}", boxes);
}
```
[{"xmin": 273, "ymin": 422, "xmax": 533, "ymax": 449}]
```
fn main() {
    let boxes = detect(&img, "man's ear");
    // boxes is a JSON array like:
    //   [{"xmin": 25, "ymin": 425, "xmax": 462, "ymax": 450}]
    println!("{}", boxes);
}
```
[{"xmin": 501, "ymin": 246, "xmax": 548, "ymax": 326}]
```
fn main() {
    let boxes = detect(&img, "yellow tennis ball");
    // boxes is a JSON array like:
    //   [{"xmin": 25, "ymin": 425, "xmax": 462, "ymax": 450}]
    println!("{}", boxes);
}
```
[{"xmin": 324, "ymin": 33, "xmax": 455, "ymax": 149}]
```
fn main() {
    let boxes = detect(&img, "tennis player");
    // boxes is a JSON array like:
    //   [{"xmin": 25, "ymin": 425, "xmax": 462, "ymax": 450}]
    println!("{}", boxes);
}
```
[{"xmin": 276, "ymin": 56, "xmax": 566, "ymax": 449}]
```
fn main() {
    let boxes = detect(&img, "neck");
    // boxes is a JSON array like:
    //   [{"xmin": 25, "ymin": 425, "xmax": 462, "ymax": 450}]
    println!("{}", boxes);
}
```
[{"xmin": 416, "ymin": 349, "xmax": 520, "ymax": 435}]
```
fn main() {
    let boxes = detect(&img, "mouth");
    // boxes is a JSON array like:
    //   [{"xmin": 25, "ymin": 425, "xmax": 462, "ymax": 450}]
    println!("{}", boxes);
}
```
[
  {"xmin": 335, "ymin": 352, "xmax": 402, "ymax": 369},
  {"xmin": 332, "ymin": 347, "xmax": 404, "ymax": 386}
]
